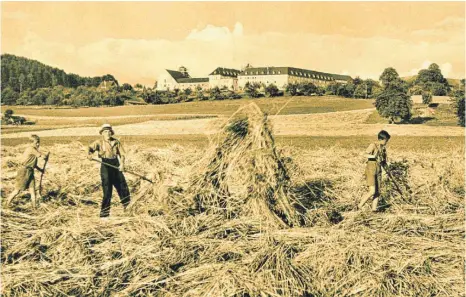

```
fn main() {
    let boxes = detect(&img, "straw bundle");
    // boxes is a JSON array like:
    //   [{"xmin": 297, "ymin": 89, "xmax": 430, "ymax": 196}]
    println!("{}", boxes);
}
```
[{"xmin": 188, "ymin": 103, "xmax": 305, "ymax": 228}]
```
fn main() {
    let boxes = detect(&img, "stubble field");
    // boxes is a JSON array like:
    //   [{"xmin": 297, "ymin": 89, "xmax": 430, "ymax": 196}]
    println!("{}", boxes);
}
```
[{"xmin": 1, "ymin": 98, "xmax": 464, "ymax": 296}]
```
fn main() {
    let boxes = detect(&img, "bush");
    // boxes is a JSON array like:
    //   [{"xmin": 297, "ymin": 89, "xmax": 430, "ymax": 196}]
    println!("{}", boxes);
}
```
[
  {"xmin": 422, "ymin": 91, "xmax": 433, "ymax": 105},
  {"xmin": 265, "ymin": 84, "xmax": 280, "ymax": 97}
]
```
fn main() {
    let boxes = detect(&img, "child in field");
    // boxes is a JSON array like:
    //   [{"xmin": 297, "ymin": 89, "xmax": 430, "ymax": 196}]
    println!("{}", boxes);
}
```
[
  {"xmin": 358, "ymin": 130, "xmax": 391, "ymax": 212},
  {"xmin": 6, "ymin": 135, "xmax": 47, "ymax": 209}
]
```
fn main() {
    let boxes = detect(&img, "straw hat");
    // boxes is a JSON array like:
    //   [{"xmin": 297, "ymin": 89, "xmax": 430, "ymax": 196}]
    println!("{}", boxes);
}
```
[{"xmin": 99, "ymin": 123, "xmax": 114, "ymax": 135}]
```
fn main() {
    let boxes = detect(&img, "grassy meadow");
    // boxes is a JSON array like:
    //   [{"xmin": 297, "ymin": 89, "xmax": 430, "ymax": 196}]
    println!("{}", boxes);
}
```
[{"xmin": 2, "ymin": 96, "xmax": 375, "ymax": 117}]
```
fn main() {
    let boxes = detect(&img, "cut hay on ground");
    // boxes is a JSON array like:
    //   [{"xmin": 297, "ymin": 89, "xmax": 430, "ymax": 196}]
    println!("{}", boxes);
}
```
[{"xmin": 1, "ymin": 103, "xmax": 464, "ymax": 296}]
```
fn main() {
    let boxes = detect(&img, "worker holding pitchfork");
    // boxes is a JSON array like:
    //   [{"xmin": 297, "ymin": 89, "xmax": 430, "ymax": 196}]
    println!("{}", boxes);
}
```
[
  {"xmin": 358, "ymin": 130, "xmax": 391, "ymax": 212},
  {"xmin": 88, "ymin": 124, "xmax": 131, "ymax": 218}
]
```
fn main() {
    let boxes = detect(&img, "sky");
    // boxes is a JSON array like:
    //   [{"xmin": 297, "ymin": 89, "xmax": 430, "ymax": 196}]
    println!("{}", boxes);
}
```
[{"xmin": 2, "ymin": 2, "xmax": 465, "ymax": 86}]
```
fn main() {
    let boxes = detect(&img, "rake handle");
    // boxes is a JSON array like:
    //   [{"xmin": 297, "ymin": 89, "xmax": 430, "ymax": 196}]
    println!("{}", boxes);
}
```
[{"xmin": 91, "ymin": 158, "xmax": 154, "ymax": 183}]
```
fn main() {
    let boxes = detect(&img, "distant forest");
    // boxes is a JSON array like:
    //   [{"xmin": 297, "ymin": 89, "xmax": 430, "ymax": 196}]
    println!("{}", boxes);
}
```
[{"xmin": 1, "ymin": 54, "xmax": 119, "ymax": 92}]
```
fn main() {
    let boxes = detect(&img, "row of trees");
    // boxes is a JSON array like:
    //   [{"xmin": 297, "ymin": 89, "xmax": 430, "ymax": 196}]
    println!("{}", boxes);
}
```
[
  {"xmin": 1, "ymin": 54, "xmax": 119, "ymax": 92},
  {"xmin": 1, "ymin": 85, "xmax": 130, "ymax": 107}
]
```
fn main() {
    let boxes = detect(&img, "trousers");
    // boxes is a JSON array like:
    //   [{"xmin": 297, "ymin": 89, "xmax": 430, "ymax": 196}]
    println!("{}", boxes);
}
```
[{"xmin": 100, "ymin": 158, "xmax": 130, "ymax": 217}]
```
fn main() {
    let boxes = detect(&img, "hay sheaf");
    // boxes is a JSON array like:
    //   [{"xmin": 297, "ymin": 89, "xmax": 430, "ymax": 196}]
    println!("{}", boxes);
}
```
[{"xmin": 188, "ymin": 103, "xmax": 305, "ymax": 228}]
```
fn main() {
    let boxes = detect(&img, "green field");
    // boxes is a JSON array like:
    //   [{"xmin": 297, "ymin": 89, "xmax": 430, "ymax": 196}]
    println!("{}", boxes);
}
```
[{"xmin": 2, "ymin": 96, "xmax": 375, "ymax": 117}]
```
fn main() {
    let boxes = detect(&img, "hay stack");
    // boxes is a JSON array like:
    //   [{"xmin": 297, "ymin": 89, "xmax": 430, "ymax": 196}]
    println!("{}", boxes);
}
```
[{"xmin": 188, "ymin": 103, "xmax": 305, "ymax": 228}]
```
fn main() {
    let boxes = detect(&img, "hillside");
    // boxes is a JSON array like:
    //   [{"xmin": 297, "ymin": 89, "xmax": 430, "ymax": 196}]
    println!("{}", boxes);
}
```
[{"xmin": 0, "ymin": 54, "xmax": 119, "ymax": 92}]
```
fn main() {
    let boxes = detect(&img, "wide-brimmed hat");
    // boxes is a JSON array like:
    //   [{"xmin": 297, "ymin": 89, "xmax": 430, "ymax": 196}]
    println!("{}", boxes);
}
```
[{"xmin": 99, "ymin": 123, "xmax": 114, "ymax": 135}]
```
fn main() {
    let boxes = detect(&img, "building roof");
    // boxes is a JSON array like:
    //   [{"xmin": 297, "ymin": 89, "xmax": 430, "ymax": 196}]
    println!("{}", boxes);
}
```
[
  {"xmin": 209, "ymin": 67, "xmax": 241, "ymax": 77},
  {"xmin": 166, "ymin": 69, "xmax": 208, "ymax": 84},
  {"xmin": 238, "ymin": 66, "xmax": 352, "ymax": 81},
  {"xmin": 166, "ymin": 69, "xmax": 190, "ymax": 81},
  {"xmin": 177, "ymin": 77, "xmax": 209, "ymax": 83}
]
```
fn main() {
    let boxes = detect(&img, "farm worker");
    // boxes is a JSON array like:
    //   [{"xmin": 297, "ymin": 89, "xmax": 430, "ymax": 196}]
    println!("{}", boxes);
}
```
[
  {"xmin": 358, "ymin": 130, "xmax": 391, "ymax": 212},
  {"xmin": 5, "ymin": 135, "xmax": 48, "ymax": 209},
  {"xmin": 88, "ymin": 124, "xmax": 131, "ymax": 218}
]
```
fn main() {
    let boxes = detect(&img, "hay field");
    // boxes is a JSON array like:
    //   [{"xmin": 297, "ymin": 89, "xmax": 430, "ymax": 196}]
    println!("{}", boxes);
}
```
[
  {"xmin": 1, "ymin": 103, "xmax": 464, "ymax": 297},
  {"xmin": 2, "ymin": 108, "xmax": 464, "ymax": 140}
]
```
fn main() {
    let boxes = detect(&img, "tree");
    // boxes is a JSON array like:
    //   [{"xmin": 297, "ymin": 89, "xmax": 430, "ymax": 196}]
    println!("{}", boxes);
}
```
[
  {"xmin": 265, "ymin": 84, "xmax": 280, "ymax": 97},
  {"xmin": 422, "ymin": 91, "xmax": 432, "ymax": 105},
  {"xmin": 299, "ymin": 82, "xmax": 317, "ymax": 96},
  {"xmin": 325, "ymin": 82, "xmax": 341, "ymax": 95},
  {"xmin": 286, "ymin": 83, "xmax": 299, "ymax": 96},
  {"xmin": 354, "ymin": 84, "xmax": 367, "ymax": 99},
  {"xmin": 376, "ymin": 68, "xmax": 412, "ymax": 123},
  {"xmin": 1, "ymin": 87, "xmax": 19, "ymax": 105},
  {"xmin": 452, "ymin": 79, "xmax": 465, "ymax": 127},
  {"xmin": 209, "ymin": 87, "xmax": 223, "ymax": 100},
  {"xmin": 121, "ymin": 83, "xmax": 133, "ymax": 91},
  {"xmin": 183, "ymin": 88, "xmax": 192, "ymax": 96},
  {"xmin": 4, "ymin": 109, "xmax": 14, "ymax": 119},
  {"xmin": 31, "ymin": 89, "xmax": 49, "ymax": 105},
  {"xmin": 379, "ymin": 67, "xmax": 400, "ymax": 87},
  {"xmin": 244, "ymin": 82, "xmax": 261, "ymax": 98}
]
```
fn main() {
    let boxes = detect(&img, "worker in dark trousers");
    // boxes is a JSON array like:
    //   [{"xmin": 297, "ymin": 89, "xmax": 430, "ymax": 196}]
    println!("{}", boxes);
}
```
[{"xmin": 88, "ymin": 124, "xmax": 130, "ymax": 218}]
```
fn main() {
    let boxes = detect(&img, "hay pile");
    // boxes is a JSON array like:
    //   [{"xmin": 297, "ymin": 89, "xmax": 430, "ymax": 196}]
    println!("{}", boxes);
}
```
[
  {"xmin": 1, "ymin": 104, "xmax": 464, "ymax": 296},
  {"xmin": 188, "ymin": 103, "xmax": 305, "ymax": 228}
]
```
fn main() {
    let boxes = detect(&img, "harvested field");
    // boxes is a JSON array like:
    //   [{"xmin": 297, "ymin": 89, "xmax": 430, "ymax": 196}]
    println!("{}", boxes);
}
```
[
  {"xmin": 1, "ymin": 103, "xmax": 464, "ymax": 296},
  {"xmin": 2, "ymin": 108, "xmax": 464, "ymax": 139}
]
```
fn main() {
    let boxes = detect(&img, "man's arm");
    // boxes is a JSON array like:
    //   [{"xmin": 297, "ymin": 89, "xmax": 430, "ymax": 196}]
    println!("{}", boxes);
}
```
[
  {"xmin": 88, "ymin": 141, "xmax": 99, "ymax": 160},
  {"xmin": 117, "ymin": 141, "xmax": 126, "ymax": 171},
  {"xmin": 365, "ymin": 143, "xmax": 376, "ymax": 159}
]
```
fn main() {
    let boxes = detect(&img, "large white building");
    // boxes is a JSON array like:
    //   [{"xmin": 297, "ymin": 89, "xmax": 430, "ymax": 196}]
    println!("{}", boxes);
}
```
[
  {"xmin": 157, "ymin": 65, "xmax": 352, "ymax": 91},
  {"xmin": 157, "ymin": 66, "xmax": 209, "ymax": 91},
  {"xmin": 208, "ymin": 67, "xmax": 241, "ymax": 91},
  {"xmin": 238, "ymin": 66, "xmax": 352, "ymax": 90}
]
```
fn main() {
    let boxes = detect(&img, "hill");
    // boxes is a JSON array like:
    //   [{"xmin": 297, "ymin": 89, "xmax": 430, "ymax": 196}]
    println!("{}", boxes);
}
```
[{"xmin": 0, "ymin": 54, "xmax": 119, "ymax": 92}]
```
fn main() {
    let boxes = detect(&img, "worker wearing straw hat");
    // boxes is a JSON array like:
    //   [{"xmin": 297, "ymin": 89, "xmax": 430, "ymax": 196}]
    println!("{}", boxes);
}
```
[{"xmin": 88, "ymin": 124, "xmax": 130, "ymax": 218}]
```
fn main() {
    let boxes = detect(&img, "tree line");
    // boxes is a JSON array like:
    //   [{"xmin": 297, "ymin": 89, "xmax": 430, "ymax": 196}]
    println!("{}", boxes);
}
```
[{"xmin": 1, "ymin": 54, "xmax": 119, "ymax": 92}]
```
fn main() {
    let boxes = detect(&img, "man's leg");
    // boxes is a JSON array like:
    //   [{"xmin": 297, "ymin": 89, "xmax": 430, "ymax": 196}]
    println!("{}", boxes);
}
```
[
  {"xmin": 6, "ymin": 188, "xmax": 21, "ymax": 207},
  {"xmin": 100, "ymin": 165, "xmax": 113, "ymax": 217},
  {"xmin": 359, "ymin": 186, "xmax": 376, "ymax": 209},
  {"xmin": 113, "ymin": 171, "xmax": 131, "ymax": 210},
  {"xmin": 28, "ymin": 179, "xmax": 38, "ymax": 209}
]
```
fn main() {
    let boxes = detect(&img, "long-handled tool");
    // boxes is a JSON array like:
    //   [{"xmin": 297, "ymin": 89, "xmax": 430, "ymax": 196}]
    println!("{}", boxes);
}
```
[
  {"xmin": 39, "ymin": 152, "xmax": 50, "ymax": 195},
  {"xmin": 91, "ymin": 158, "xmax": 154, "ymax": 184},
  {"xmin": 382, "ymin": 163, "xmax": 408, "ymax": 200}
]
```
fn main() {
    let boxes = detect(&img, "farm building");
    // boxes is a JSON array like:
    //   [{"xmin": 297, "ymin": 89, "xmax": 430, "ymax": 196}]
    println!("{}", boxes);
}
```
[
  {"xmin": 208, "ymin": 67, "xmax": 241, "ymax": 91},
  {"xmin": 156, "ymin": 66, "xmax": 210, "ymax": 91},
  {"xmin": 238, "ymin": 66, "xmax": 352, "ymax": 90},
  {"xmin": 157, "ymin": 65, "xmax": 352, "ymax": 91}
]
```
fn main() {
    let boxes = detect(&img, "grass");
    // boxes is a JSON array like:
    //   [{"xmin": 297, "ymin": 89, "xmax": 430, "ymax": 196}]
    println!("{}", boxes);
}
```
[
  {"xmin": 0, "ymin": 115, "xmax": 216, "ymax": 134},
  {"xmin": 365, "ymin": 103, "xmax": 460, "ymax": 126},
  {"xmin": 2, "ymin": 96, "xmax": 375, "ymax": 117},
  {"xmin": 2, "ymin": 134, "xmax": 463, "ymax": 152}
]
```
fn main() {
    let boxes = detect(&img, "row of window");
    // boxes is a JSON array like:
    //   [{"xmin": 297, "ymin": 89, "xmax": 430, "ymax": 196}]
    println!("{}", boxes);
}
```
[
  {"xmin": 290, "ymin": 71, "xmax": 333, "ymax": 80},
  {"xmin": 214, "ymin": 71, "xmax": 239, "ymax": 76},
  {"xmin": 242, "ymin": 70, "xmax": 334, "ymax": 81},
  {"xmin": 244, "ymin": 70, "xmax": 282, "ymax": 75}
]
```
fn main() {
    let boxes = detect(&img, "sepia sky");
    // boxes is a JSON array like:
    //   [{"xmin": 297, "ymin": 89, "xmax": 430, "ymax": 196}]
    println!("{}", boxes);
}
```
[{"xmin": 2, "ymin": 2, "xmax": 465, "ymax": 86}]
